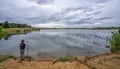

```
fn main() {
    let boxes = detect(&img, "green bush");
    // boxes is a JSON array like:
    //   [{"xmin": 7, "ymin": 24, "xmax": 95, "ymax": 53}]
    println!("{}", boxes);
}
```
[
  {"xmin": 118, "ymin": 29, "xmax": 120, "ymax": 34},
  {"xmin": 111, "ymin": 34, "xmax": 120, "ymax": 52},
  {"xmin": 0, "ymin": 26, "xmax": 3, "ymax": 32}
]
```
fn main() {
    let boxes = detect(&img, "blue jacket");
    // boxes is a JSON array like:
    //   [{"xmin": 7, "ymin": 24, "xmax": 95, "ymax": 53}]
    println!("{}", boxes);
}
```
[{"xmin": 20, "ymin": 43, "xmax": 26, "ymax": 50}]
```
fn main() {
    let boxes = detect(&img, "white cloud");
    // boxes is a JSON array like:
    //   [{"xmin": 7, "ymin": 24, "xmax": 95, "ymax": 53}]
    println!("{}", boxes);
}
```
[{"xmin": 32, "ymin": 22, "xmax": 68, "ymax": 28}]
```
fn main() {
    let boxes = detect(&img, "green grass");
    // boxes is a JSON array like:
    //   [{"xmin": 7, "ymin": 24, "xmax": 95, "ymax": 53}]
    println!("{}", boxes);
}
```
[
  {"xmin": 0, "ymin": 26, "xmax": 7, "ymax": 33},
  {"xmin": 110, "ymin": 30, "xmax": 120, "ymax": 52},
  {"xmin": 0, "ymin": 55, "xmax": 17, "ymax": 63},
  {"xmin": 4, "ymin": 28, "xmax": 40, "ymax": 34},
  {"xmin": 0, "ymin": 27, "xmax": 9, "ymax": 39},
  {"xmin": 53, "ymin": 53, "xmax": 83, "ymax": 64},
  {"xmin": 0, "ymin": 26, "xmax": 3, "ymax": 32},
  {"xmin": 52, "ymin": 53, "xmax": 96, "ymax": 68},
  {"xmin": 0, "ymin": 28, "xmax": 40, "ymax": 39}
]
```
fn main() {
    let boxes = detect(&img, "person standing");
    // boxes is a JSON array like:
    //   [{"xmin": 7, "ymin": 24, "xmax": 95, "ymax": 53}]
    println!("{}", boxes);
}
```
[
  {"xmin": 26, "ymin": 41, "xmax": 29, "ymax": 57},
  {"xmin": 19, "ymin": 39, "xmax": 26, "ymax": 61}
]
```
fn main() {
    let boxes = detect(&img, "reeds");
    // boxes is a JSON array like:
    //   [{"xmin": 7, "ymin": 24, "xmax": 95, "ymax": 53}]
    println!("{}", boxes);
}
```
[{"xmin": 110, "ymin": 30, "xmax": 120, "ymax": 52}]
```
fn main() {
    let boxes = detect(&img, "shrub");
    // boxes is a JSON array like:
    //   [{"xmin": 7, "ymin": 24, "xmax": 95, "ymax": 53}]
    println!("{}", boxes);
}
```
[
  {"xmin": 0, "ymin": 26, "xmax": 3, "ymax": 32},
  {"xmin": 118, "ymin": 28, "xmax": 120, "ymax": 34},
  {"xmin": 110, "ymin": 34, "xmax": 120, "ymax": 52}
]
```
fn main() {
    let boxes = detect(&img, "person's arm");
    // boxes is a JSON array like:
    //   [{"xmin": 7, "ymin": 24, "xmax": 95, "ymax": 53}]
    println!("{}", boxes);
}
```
[
  {"xmin": 26, "ymin": 44, "xmax": 29, "ymax": 49},
  {"xmin": 19, "ymin": 43, "xmax": 22, "ymax": 48},
  {"xmin": 26, "ymin": 42, "xmax": 29, "ymax": 48}
]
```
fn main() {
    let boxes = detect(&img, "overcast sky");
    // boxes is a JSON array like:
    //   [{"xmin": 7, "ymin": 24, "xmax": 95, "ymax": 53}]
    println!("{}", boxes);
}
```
[{"xmin": 0, "ymin": 0, "xmax": 120, "ymax": 28}]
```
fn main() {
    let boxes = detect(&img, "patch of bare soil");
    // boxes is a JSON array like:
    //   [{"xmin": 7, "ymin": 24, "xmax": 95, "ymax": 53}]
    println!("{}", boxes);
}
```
[{"xmin": 86, "ymin": 53, "xmax": 120, "ymax": 69}]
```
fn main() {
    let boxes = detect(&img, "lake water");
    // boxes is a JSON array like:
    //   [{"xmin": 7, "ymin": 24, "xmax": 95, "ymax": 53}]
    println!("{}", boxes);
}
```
[{"xmin": 0, "ymin": 30, "xmax": 117, "ymax": 58}]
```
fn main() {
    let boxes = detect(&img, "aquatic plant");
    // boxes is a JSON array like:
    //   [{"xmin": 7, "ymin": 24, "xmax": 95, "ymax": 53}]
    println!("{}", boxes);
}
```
[{"xmin": 110, "ymin": 33, "xmax": 120, "ymax": 52}]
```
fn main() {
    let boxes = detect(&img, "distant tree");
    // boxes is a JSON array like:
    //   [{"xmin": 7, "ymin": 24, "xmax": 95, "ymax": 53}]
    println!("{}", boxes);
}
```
[
  {"xmin": 0, "ymin": 23, "xmax": 2, "ymax": 26},
  {"xmin": 1, "ymin": 21, "xmax": 31, "ymax": 28},
  {"xmin": 119, "ymin": 29, "xmax": 120, "ymax": 34},
  {"xmin": 28, "ymin": 25, "xmax": 31, "ymax": 27},
  {"xmin": 9, "ymin": 23, "xmax": 15, "ymax": 28},
  {"xmin": 2, "ymin": 21, "xmax": 10, "ymax": 28}
]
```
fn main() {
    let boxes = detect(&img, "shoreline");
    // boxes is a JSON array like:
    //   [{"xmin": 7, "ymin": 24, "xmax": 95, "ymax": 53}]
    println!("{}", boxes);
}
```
[
  {"xmin": 0, "ymin": 52, "xmax": 119, "ymax": 61},
  {"xmin": 0, "ymin": 52, "xmax": 120, "ymax": 69}
]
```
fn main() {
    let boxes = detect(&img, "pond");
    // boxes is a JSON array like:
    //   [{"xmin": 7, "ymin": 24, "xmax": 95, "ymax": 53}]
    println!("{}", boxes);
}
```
[{"xmin": 0, "ymin": 29, "xmax": 117, "ymax": 58}]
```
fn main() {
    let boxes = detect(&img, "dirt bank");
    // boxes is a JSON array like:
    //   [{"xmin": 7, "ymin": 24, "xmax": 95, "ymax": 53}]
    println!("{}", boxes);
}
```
[{"xmin": 0, "ymin": 53, "xmax": 120, "ymax": 69}]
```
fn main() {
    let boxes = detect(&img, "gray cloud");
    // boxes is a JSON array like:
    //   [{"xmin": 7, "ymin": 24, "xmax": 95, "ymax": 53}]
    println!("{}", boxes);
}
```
[
  {"xmin": 29, "ymin": 0, "xmax": 54, "ymax": 5},
  {"xmin": 94, "ymin": 17, "xmax": 114, "ymax": 20},
  {"xmin": 65, "ymin": 17, "xmax": 93, "ymax": 25},
  {"xmin": 0, "ymin": 0, "xmax": 120, "ymax": 28},
  {"xmin": 65, "ymin": 7, "xmax": 93, "ymax": 12},
  {"xmin": 93, "ymin": 11, "xmax": 102, "ymax": 15},
  {"xmin": 86, "ymin": 0, "xmax": 110, "ymax": 3},
  {"xmin": 47, "ymin": 6, "xmax": 94, "ymax": 22}
]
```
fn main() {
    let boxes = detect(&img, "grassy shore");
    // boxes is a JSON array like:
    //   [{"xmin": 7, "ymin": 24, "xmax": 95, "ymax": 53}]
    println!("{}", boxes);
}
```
[
  {"xmin": 0, "ymin": 27, "xmax": 40, "ymax": 33},
  {"xmin": 4, "ymin": 28, "xmax": 40, "ymax": 34},
  {"xmin": 0, "ymin": 28, "xmax": 40, "ymax": 39}
]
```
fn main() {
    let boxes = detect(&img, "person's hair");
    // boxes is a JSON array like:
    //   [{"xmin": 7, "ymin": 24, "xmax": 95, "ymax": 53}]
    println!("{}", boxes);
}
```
[{"xmin": 21, "ymin": 40, "xmax": 24, "ymax": 43}]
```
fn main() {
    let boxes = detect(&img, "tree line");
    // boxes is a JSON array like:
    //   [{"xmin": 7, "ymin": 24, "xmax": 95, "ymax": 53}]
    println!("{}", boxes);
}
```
[
  {"xmin": 0, "ymin": 21, "xmax": 31, "ymax": 28},
  {"xmin": 93, "ymin": 27, "xmax": 120, "ymax": 29}
]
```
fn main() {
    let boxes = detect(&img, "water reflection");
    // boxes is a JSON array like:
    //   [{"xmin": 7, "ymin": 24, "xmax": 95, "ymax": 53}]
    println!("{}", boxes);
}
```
[
  {"xmin": 0, "ymin": 34, "xmax": 12, "ymax": 40},
  {"xmin": 0, "ymin": 31, "xmax": 32, "ymax": 40},
  {"xmin": 0, "ymin": 30, "xmax": 117, "ymax": 57}
]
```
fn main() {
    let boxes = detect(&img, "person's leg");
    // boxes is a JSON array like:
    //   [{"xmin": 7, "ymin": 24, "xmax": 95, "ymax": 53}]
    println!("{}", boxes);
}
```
[
  {"xmin": 27, "ymin": 48, "xmax": 29, "ymax": 56},
  {"xmin": 22, "ymin": 50, "xmax": 24, "ymax": 60},
  {"xmin": 20, "ymin": 50, "xmax": 24, "ymax": 61},
  {"xmin": 20, "ymin": 50, "xmax": 22, "ymax": 61}
]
